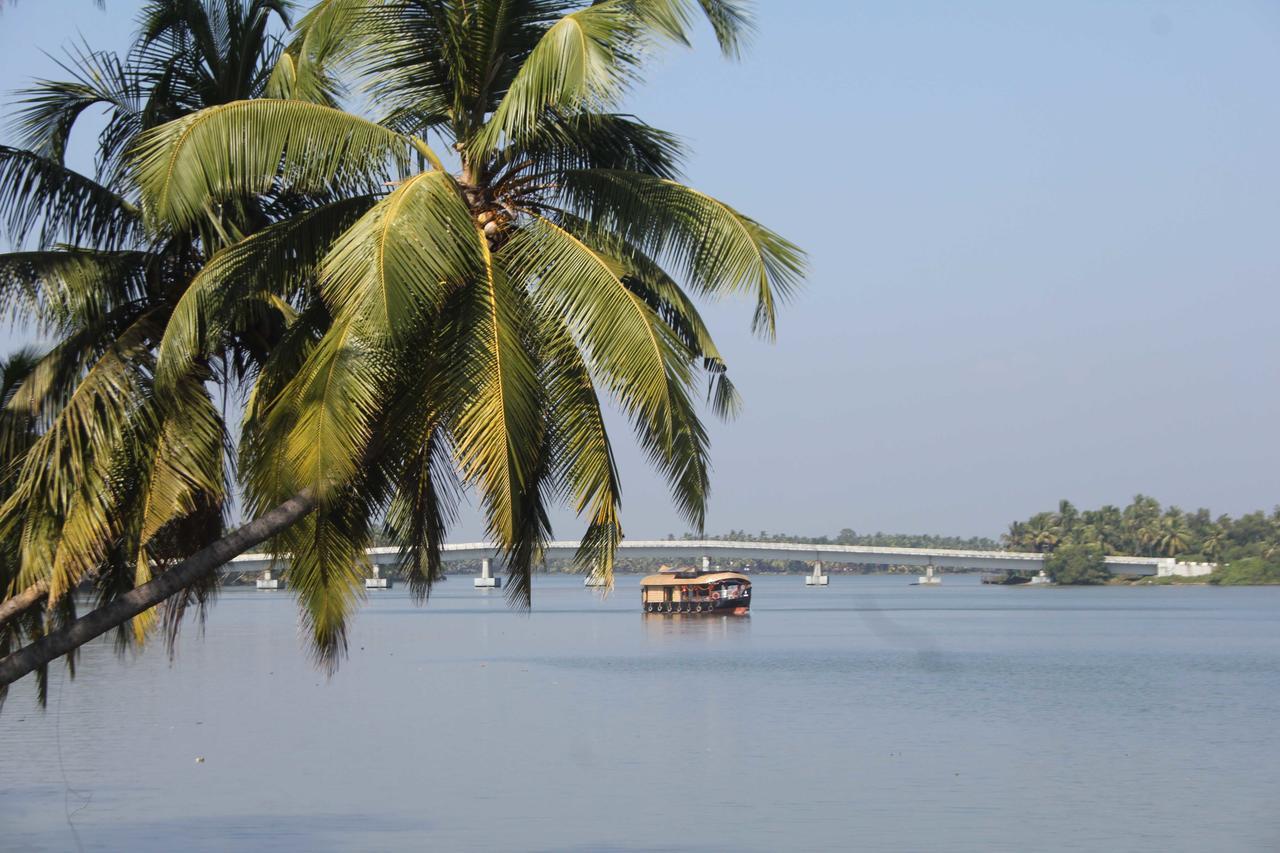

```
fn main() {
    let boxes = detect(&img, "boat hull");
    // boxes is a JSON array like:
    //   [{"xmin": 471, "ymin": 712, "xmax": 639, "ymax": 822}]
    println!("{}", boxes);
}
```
[{"xmin": 643, "ymin": 594, "xmax": 750, "ymax": 615}]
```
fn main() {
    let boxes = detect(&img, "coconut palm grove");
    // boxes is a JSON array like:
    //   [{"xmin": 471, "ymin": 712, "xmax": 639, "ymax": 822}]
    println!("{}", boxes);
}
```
[{"xmin": 0, "ymin": 0, "xmax": 805, "ymax": 699}]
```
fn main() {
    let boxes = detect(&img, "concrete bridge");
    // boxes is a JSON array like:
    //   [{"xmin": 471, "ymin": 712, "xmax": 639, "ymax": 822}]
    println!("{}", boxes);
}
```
[{"xmin": 223, "ymin": 540, "xmax": 1208, "ymax": 589}]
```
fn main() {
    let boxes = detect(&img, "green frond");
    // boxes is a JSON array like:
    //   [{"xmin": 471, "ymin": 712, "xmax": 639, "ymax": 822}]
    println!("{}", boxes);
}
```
[
  {"xmin": 239, "ymin": 302, "xmax": 330, "ymax": 519},
  {"xmin": 318, "ymin": 171, "xmax": 481, "ymax": 340},
  {"xmin": 268, "ymin": 0, "xmax": 351, "ymax": 104},
  {"xmin": 447, "ymin": 244, "xmax": 542, "ymax": 548},
  {"xmin": 0, "ymin": 249, "xmax": 151, "ymax": 332},
  {"xmin": 5, "ymin": 311, "xmax": 132, "ymax": 426},
  {"xmin": 271, "ymin": 320, "xmax": 384, "ymax": 501},
  {"xmin": 138, "ymin": 378, "xmax": 226, "ymax": 547},
  {"xmin": 472, "ymin": 2, "xmax": 639, "ymax": 155},
  {"xmin": 277, "ymin": 499, "xmax": 370, "ymax": 671},
  {"xmin": 45, "ymin": 461, "xmax": 118, "ymax": 602},
  {"xmin": 130, "ymin": 377, "xmax": 227, "ymax": 644},
  {"xmin": 156, "ymin": 195, "xmax": 378, "ymax": 389},
  {"xmin": 9, "ymin": 45, "xmax": 141, "ymax": 168},
  {"xmin": 8, "ymin": 311, "xmax": 160, "ymax": 518},
  {"xmin": 384, "ymin": 423, "xmax": 459, "ymax": 603},
  {"xmin": 132, "ymin": 99, "xmax": 415, "ymax": 230},
  {"xmin": 633, "ymin": 361, "xmax": 711, "ymax": 531},
  {"xmin": 504, "ymin": 214, "xmax": 685, "ymax": 441},
  {"xmin": 557, "ymin": 169, "xmax": 806, "ymax": 338},
  {"xmin": 707, "ymin": 368, "xmax": 741, "ymax": 420},
  {"xmin": 498, "ymin": 111, "xmax": 684, "ymax": 180},
  {"xmin": 540, "ymin": 315, "xmax": 623, "ymax": 588},
  {"xmin": 552, "ymin": 210, "xmax": 727, "ymax": 365},
  {"xmin": 0, "ymin": 147, "xmax": 141, "ymax": 249}
]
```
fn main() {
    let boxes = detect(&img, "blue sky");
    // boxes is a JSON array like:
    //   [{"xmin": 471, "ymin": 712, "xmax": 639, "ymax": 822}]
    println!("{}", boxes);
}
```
[{"xmin": 1, "ymin": 1, "xmax": 1277, "ymax": 539}]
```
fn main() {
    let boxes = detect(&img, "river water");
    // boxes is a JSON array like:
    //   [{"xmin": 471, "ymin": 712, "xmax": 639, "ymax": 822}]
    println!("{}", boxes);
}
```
[{"xmin": 1, "ymin": 574, "xmax": 1277, "ymax": 852}]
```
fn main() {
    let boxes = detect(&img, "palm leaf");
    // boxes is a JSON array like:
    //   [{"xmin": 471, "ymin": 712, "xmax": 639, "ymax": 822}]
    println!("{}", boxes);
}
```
[
  {"xmin": 540, "ymin": 315, "xmax": 623, "ymax": 587},
  {"xmin": 472, "ymin": 2, "xmax": 639, "ymax": 155},
  {"xmin": 156, "ymin": 195, "xmax": 378, "ymax": 389},
  {"xmin": 318, "ymin": 171, "xmax": 481, "ymax": 340},
  {"xmin": 384, "ymin": 423, "xmax": 459, "ymax": 603},
  {"xmin": 556, "ymin": 169, "xmax": 805, "ymax": 337},
  {"xmin": 9, "ymin": 44, "xmax": 141, "ymax": 169},
  {"xmin": 276, "ymin": 499, "xmax": 370, "ymax": 670},
  {"xmin": 503, "ymin": 214, "xmax": 684, "ymax": 440},
  {"xmin": 496, "ymin": 111, "xmax": 684, "ymax": 181},
  {"xmin": 447, "ymin": 243, "xmax": 542, "ymax": 550},
  {"xmin": 0, "ymin": 147, "xmax": 141, "ymax": 249},
  {"xmin": 271, "ymin": 320, "xmax": 384, "ymax": 501},
  {"xmin": 132, "ymin": 99, "xmax": 417, "ymax": 230},
  {"xmin": 0, "ymin": 249, "xmax": 151, "ymax": 333}
]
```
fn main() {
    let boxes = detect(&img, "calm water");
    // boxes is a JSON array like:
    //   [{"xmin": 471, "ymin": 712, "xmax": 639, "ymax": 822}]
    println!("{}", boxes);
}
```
[{"xmin": 2, "ymin": 574, "xmax": 1278, "ymax": 852}]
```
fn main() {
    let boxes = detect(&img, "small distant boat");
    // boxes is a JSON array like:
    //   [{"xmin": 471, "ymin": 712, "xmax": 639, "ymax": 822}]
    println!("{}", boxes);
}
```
[{"xmin": 640, "ymin": 567, "xmax": 751, "ymax": 615}]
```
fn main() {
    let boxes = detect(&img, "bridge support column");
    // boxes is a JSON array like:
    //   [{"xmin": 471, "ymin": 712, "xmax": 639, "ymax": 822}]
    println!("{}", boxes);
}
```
[
  {"xmin": 365, "ymin": 562, "xmax": 391, "ymax": 590},
  {"xmin": 474, "ymin": 557, "xmax": 502, "ymax": 589},
  {"xmin": 917, "ymin": 564, "xmax": 941, "ymax": 585},
  {"xmin": 256, "ymin": 569, "xmax": 282, "ymax": 590},
  {"xmin": 805, "ymin": 560, "xmax": 829, "ymax": 586}
]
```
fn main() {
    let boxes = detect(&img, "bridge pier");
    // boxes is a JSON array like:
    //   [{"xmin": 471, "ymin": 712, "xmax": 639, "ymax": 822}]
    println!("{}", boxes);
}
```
[
  {"xmin": 917, "ymin": 564, "xmax": 941, "ymax": 585},
  {"xmin": 474, "ymin": 557, "xmax": 502, "ymax": 589},
  {"xmin": 805, "ymin": 560, "xmax": 829, "ymax": 586},
  {"xmin": 256, "ymin": 569, "xmax": 282, "ymax": 590},
  {"xmin": 365, "ymin": 563, "xmax": 391, "ymax": 590}
]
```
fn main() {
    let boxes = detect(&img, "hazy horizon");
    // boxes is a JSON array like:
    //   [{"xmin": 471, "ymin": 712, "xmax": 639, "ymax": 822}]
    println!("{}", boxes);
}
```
[{"xmin": 2, "ymin": 0, "xmax": 1276, "ymax": 540}]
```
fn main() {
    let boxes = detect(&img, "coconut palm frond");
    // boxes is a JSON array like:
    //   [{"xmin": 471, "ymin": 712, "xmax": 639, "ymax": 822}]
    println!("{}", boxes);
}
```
[
  {"xmin": 317, "ymin": 172, "xmax": 480, "ymax": 339},
  {"xmin": 132, "ymin": 99, "xmax": 416, "ymax": 229},
  {"xmin": 557, "ymin": 168, "xmax": 805, "ymax": 337},
  {"xmin": 540, "ymin": 316, "xmax": 622, "ymax": 588},
  {"xmin": 0, "ymin": 249, "xmax": 151, "ymax": 333},
  {"xmin": 0, "ymin": 148, "xmax": 141, "ymax": 249},
  {"xmin": 156, "ymin": 194, "xmax": 378, "ymax": 389},
  {"xmin": 447, "ymin": 245, "xmax": 543, "ymax": 552},
  {"xmin": 506, "ymin": 216, "xmax": 687, "ymax": 435},
  {"xmin": 472, "ymin": 2, "xmax": 641, "ymax": 155}
]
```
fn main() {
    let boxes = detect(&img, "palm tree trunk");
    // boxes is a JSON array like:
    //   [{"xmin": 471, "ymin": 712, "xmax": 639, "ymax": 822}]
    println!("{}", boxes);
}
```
[
  {"xmin": 0, "ymin": 579, "xmax": 48, "ymax": 631},
  {"xmin": 0, "ymin": 489, "xmax": 315, "ymax": 689}
]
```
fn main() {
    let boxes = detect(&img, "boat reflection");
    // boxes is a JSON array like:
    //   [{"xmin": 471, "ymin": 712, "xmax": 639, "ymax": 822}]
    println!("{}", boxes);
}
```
[{"xmin": 641, "ymin": 610, "xmax": 751, "ymax": 645}]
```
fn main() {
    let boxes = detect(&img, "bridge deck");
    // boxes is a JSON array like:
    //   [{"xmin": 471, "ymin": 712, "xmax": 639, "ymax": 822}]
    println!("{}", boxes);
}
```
[{"xmin": 223, "ymin": 540, "xmax": 1169, "ymax": 577}]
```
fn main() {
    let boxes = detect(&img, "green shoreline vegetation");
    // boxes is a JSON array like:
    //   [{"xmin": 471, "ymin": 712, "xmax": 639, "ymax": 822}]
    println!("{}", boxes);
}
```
[{"xmin": 1002, "ymin": 496, "xmax": 1280, "ymax": 585}]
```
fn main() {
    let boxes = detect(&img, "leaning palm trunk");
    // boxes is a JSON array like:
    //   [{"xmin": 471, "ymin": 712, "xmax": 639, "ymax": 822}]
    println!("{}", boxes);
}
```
[
  {"xmin": 0, "ymin": 580, "xmax": 47, "ymax": 631},
  {"xmin": 0, "ymin": 490, "xmax": 315, "ymax": 691}
]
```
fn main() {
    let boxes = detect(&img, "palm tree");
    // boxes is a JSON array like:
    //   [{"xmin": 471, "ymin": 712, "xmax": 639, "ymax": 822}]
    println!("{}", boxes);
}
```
[
  {"xmin": 0, "ymin": 0, "xmax": 326, "ymax": 698},
  {"xmin": 1154, "ymin": 514, "xmax": 1192, "ymax": 557},
  {"xmin": 0, "ymin": 0, "xmax": 802, "ymax": 692},
  {"xmin": 1002, "ymin": 520, "xmax": 1029, "ymax": 551},
  {"xmin": 1200, "ymin": 525, "xmax": 1226, "ymax": 563},
  {"xmin": 1025, "ymin": 512, "xmax": 1060, "ymax": 553}
]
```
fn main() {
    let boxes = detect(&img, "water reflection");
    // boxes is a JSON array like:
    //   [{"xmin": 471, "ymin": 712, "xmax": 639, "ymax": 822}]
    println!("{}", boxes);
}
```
[{"xmin": 641, "ymin": 612, "xmax": 751, "ymax": 645}]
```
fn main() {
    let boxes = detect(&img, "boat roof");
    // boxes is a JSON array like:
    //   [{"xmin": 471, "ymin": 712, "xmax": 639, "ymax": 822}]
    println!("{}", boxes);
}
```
[{"xmin": 639, "ymin": 572, "xmax": 751, "ymax": 587}]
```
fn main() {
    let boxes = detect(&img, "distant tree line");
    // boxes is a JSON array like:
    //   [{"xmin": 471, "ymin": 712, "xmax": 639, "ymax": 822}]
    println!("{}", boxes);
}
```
[{"xmin": 1001, "ymin": 495, "xmax": 1279, "ymax": 564}]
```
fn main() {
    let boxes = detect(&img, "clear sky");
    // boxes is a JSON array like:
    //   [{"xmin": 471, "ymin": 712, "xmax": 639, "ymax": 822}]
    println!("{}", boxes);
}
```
[{"xmin": 1, "ymin": 1, "xmax": 1277, "ymax": 540}]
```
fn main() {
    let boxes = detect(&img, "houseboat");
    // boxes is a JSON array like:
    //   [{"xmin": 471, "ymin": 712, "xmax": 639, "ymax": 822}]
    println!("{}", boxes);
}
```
[{"xmin": 640, "ymin": 567, "xmax": 751, "ymax": 615}]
